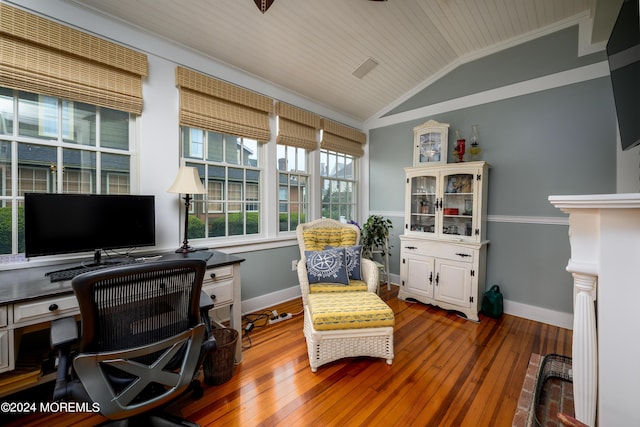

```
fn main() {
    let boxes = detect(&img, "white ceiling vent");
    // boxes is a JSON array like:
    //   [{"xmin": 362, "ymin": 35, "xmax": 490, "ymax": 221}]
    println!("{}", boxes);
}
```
[{"xmin": 352, "ymin": 57, "xmax": 379, "ymax": 79}]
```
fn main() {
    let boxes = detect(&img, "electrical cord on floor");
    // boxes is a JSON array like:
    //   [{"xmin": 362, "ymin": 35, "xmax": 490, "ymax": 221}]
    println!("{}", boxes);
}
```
[{"xmin": 241, "ymin": 311, "xmax": 272, "ymax": 350}]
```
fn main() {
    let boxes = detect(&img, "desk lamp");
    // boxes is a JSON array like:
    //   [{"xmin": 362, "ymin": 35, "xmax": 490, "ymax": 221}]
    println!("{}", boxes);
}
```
[{"xmin": 168, "ymin": 166, "xmax": 207, "ymax": 253}]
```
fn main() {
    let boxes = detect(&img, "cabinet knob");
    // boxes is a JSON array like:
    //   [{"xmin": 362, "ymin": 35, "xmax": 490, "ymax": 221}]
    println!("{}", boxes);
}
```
[
  {"xmin": 210, "ymin": 272, "xmax": 216, "ymax": 279},
  {"xmin": 406, "ymin": 246, "xmax": 417, "ymax": 250},
  {"xmin": 429, "ymin": 272, "xmax": 433, "ymax": 284},
  {"xmin": 48, "ymin": 303, "xmax": 59, "ymax": 311},
  {"xmin": 210, "ymin": 294, "xmax": 217, "ymax": 301},
  {"xmin": 435, "ymin": 273, "xmax": 439, "ymax": 286}
]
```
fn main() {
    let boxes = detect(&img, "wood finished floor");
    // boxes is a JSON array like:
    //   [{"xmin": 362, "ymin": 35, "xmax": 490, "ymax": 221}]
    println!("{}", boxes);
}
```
[{"xmin": 2, "ymin": 285, "xmax": 571, "ymax": 427}]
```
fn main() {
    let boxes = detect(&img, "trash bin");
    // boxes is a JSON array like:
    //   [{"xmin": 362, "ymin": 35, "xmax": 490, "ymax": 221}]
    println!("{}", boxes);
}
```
[{"xmin": 203, "ymin": 328, "xmax": 239, "ymax": 385}]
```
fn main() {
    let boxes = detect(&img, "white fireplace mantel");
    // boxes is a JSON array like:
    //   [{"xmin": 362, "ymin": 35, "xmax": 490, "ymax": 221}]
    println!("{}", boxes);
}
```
[{"xmin": 549, "ymin": 193, "xmax": 640, "ymax": 427}]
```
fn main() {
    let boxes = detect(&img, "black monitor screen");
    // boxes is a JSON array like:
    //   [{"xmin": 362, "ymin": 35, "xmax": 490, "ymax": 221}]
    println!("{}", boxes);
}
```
[
  {"xmin": 24, "ymin": 193, "xmax": 155, "ymax": 258},
  {"xmin": 607, "ymin": 0, "xmax": 640, "ymax": 151}
]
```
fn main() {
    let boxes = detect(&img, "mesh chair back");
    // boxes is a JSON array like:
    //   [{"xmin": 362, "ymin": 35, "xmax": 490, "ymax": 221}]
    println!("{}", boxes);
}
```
[
  {"xmin": 69, "ymin": 259, "xmax": 207, "ymax": 420},
  {"xmin": 73, "ymin": 260, "xmax": 204, "ymax": 353}
]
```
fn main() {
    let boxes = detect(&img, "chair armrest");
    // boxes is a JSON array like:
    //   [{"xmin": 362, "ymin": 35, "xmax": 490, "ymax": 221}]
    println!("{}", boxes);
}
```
[
  {"xmin": 199, "ymin": 290, "xmax": 214, "ymax": 311},
  {"xmin": 50, "ymin": 316, "xmax": 78, "ymax": 349},
  {"xmin": 199, "ymin": 290, "xmax": 215, "ymax": 338},
  {"xmin": 50, "ymin": 316, "xmax": 79, "ymax": 402},
  {"xmin": 297, "ymin": 256, "xmax": 311, "ymax": 306},
  {"xmin": 360, "ymin": 258, "xmax": 380, "ymax": 293}
]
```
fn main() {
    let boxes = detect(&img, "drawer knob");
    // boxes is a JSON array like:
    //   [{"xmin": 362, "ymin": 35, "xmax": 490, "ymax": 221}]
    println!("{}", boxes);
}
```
[
  {"xmin": 48, "ymin": 303, "xmax": 59, "ymax": 311},
  {"xmin": 455, "ymin": 252, "xmax": 472, "ymax": 258},
  {"xmin": 210, "ymin": 294, "xmax": 217, "ymax": 301},
  {"xmin": 209, "ymin": 273, "xmax": 216, "ymax": 279}
]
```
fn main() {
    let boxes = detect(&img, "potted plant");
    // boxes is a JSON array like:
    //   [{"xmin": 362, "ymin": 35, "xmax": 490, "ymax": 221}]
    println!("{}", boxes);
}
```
[{"xmin": 360, "ymin": 215, "xmax": 393, "ymax": 259}]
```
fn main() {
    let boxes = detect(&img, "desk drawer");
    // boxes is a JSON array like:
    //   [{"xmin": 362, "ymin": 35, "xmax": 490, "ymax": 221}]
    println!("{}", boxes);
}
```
[
  {"xmin": 0, "ymin": 329, "xmax": 12, "ymax": 373},
  {"xmin": 0, "ymin": 306, "xmax": 7, "ymax": 328},
  {"xmin": 12, "ymin": 295, "xmax": 79, "ymax": 325},
  {"xmin": 206, "ymin": 265, "xmax": 233, "ymax": 282},
  {"xmin": 202, "ymin": 278, "xmax": 234, "ymax": 305}
]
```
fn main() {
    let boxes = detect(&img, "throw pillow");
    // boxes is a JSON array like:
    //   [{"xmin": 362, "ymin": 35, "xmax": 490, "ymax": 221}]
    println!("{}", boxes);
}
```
[
  {"xmin": 305, "ymin": 248, "xmax": 349, "ymax": 285},
  {"xmin": 325, "ymin": 244, "xmax": 363, "ymax": 281}
]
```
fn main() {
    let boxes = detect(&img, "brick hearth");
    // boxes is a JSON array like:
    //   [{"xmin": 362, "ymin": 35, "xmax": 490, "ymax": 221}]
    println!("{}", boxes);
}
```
[{"xmin": 512, "ymin": 353, "xmax": 575, "ymax": 427}]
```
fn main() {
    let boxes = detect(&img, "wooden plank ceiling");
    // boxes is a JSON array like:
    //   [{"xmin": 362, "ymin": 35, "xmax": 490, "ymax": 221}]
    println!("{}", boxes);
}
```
[{"xmin": 71, "ymin": 0, "xmax": 617, "ymax": 123}]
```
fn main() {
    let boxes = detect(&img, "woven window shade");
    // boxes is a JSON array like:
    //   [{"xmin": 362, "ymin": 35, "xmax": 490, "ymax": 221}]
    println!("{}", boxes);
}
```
[
  {"xmin": 0, "ymin": 3, "xmax": 148, "ymax": 114},
  {"xmin": 276, "ymin": 102, "xmax": 320, "ymax": 150},
  {"xmin": 176, "ymin": 66, "xmax": 273, "ymax": 142},
  {"xmin": 321, "ymin": 118, "xmax": 366, "ymax": 157}
]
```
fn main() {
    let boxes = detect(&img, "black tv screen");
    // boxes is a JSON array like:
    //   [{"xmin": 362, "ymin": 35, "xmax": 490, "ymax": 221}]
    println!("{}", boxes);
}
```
[
  {"xmin": 24, "ymin": 193, "xmax": 155, "ymax": 258},
  {"xmin": 607, "ymin": 0, "xmax": 640, "ymax": 151}
]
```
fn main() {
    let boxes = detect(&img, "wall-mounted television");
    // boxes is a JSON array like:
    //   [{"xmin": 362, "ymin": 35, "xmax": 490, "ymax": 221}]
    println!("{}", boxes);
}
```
[
  {"xmin": 24, "ymin": 193, "xmax": 156, "ymax": 262},
  {"xmin": 607, "ymin": 0, "xmax": 640, "ymax": 151}
]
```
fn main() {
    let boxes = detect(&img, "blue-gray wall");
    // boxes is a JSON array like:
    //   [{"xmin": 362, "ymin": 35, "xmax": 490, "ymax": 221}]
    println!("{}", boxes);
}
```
[{"xmin": 368, "ymin": 26, "xmax": 617, "ymax": 315}]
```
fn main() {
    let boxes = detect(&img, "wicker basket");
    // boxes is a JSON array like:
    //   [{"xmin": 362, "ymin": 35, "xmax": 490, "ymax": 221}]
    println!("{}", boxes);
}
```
[{"xmin": 203, "ymin": 328, "xmax": 239, "ymax": 385}]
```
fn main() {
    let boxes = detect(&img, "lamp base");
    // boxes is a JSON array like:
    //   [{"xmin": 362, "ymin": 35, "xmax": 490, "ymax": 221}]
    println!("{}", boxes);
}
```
[{"xmin": 175, "ymin": 245, "xmax": 197, "ymax": 253}]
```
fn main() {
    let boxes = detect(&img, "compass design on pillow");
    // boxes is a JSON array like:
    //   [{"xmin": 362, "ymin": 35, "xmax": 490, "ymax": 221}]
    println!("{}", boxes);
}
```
[{"xmin": 306, "ymin": 250, "xmax": 344, "ymax": 279}]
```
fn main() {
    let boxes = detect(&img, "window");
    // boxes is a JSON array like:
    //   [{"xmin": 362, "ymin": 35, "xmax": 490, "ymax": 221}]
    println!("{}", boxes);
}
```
[
  {"xmin": 277, "ymin": 144, "xmax": 309, "ymax": 232},
  {"xmin": 320, "ymin": 149, "xmax": 357, "ymax": 222},
  {"xmin": 0, "ymin": 88, "xmax": 133, "ymax": 255},
  {"xmin": 181, "ymin": 127, "xmax": 261, "ymax": 240}
]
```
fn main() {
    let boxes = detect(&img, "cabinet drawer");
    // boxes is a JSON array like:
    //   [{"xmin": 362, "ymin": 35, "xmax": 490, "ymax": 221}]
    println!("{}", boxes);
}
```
[
  {"xmin": 402, "ymin": 239, "xmax": 474, "ymax": 263},
  {"xmin": 202, "ymin": 278, "xmax": 234, "ymax": 305},
  {"xmin": 205, "ymin": 265, "xmax": 233, "ymax": 282},
  {"xmin": 12, "ymin": 295, "xmax": 79, "ymax": 325},
  {"xmin": 0, "ymin": 306, "xmax": 7, "ymax": 327}
]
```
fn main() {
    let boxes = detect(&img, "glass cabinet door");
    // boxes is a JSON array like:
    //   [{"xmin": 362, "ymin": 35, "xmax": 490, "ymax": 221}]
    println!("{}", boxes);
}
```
[
  {"xmin": 442, "ymin": 172, "xmax": 475, "ymax": 238},
  {"xmin": 409, "ymin": 175, "xmax": 437, "ymax": 236}
]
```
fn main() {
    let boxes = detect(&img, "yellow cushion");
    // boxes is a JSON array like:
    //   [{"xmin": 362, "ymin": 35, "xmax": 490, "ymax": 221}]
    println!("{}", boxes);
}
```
[
  {"xmin": 307, "ymin": 292, "xmax": 395, "ymax": 331},
  {"xmin": 303, "ymin": 228, "xmax": 358, "ymax": 251},
  {"xmin": 309, "ymin": 279, "xmax": 368, "ymax": 294}
]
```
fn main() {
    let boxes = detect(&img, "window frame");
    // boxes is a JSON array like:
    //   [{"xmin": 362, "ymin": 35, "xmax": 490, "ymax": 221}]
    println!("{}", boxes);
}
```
[
  {"xmin": 180, "ymin": 126, "xmax": 264, "ymax": 242},
  {"xmin": 320, "ymin": 149, "xmax": 358, "ymax": 223},
  {"xmin": 0, "ymin": 88, "xmax": 136, "ymax": 257},
  {"xmin": 276, "ymin": 143, "xmax": 311, "ymax": 234}
]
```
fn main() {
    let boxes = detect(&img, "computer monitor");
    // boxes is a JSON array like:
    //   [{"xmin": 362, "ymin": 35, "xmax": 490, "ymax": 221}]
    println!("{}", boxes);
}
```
[{"xmin": 24, "ymin": 193, "xmax": 155, "ymax": 263}]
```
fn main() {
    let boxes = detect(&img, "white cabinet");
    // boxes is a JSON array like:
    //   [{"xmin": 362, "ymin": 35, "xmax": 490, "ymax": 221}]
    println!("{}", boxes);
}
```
[
  {"xmin": 404, "ymin": 161, "xmax": 488, "ymax": 242},
  {"xmin": 399, "ymin": 161, "xmax": 489, "ymax": 321}
]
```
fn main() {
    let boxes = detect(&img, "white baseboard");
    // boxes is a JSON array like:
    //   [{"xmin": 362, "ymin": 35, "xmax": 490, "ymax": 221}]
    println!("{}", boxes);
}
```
[
  {"xmin": 238, "ymin": 279, "xmax": 574, "ymax": 330},
  {"xmin": 241, "ymin": 285, "xmax": 302, "ymax": 315},
  {"xmin": 504, "ymin": 299, "xmax": 573, "ymax": 330}
]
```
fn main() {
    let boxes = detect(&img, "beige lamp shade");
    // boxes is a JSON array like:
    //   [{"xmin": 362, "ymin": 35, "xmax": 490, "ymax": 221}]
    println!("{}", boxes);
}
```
[{"xmin": 167, "ymin": 166, "xmax": 206, "ymax": 195}]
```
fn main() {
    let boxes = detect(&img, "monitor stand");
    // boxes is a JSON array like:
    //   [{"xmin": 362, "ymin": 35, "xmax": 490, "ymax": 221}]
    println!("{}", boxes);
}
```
[
  {"xmin": 93, "ymin": 249, "xmax": 102, "ymax": 265},
  {"xmin": 89, "ymin": 249, "xmax": 133, "ymax": 267}
]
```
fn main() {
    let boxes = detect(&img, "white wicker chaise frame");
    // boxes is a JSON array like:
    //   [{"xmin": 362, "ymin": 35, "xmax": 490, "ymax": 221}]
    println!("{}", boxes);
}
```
[
  {"xmin": 303, "ymin": 306, "xmax": 394, "ymax": 372},
  {"xmin": 296, "ymin": 219, "xmax": 394, "ymax": 372}
]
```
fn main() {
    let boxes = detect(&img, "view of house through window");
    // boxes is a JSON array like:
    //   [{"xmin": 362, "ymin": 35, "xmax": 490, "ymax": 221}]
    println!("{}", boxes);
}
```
[
  {"xmin": 0, "ymin": 87, "xmax": 132, "ymax": 255},
  {"xmin": 181, "ymin": 127, "xmax": 261, "ymax": 239},
  {"xmin": 320, "ymin": 149, "xmax": 357, "ymax": 222},
  {"xmin": 277, "ymin": 144, "xmax": 309, "ymax": 232}
]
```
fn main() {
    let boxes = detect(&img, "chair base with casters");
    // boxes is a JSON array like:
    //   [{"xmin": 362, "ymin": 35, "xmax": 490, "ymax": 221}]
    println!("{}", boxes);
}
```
[{"xmin": 303, "ymin": 292, "xmax": 394, "ymax": 372}]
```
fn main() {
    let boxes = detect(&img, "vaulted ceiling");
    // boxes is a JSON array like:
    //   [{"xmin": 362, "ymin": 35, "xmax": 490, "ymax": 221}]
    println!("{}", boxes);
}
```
[{"xmin": 71, "ymin": 0, "xmax": 621, "ymax": 124}]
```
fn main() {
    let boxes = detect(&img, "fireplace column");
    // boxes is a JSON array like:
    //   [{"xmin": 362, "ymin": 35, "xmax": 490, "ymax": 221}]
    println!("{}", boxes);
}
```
[
  {"xmin": 550, "ymin": 193, "xmax": 640, "ymax": 427},
  {"xmin": 569, "ymin": 271, "xmax": 597, "ymax": 426}
]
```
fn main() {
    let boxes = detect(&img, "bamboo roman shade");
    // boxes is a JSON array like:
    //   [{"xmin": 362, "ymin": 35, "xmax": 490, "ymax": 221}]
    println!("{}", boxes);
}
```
[
  {"xmin": 176, "ymin": 66, "xmax": 274, "ymax": 142},
  {"xmin": 321, "ymin": 118, "xmax": 367, "ymax": 157},
  {"xmin": 0, "ymin": 3, "xmax": 148, "ymax": 114},
  {"xmin": 276, "ymin": 102, "xmax": 320, "ymax": 150}
]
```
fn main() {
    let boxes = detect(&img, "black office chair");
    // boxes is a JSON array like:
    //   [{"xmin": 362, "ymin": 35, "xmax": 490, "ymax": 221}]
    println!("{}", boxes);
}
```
[{"xmin": 50, "ymin": 259, "xmax": 210, "ymax": 426}]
